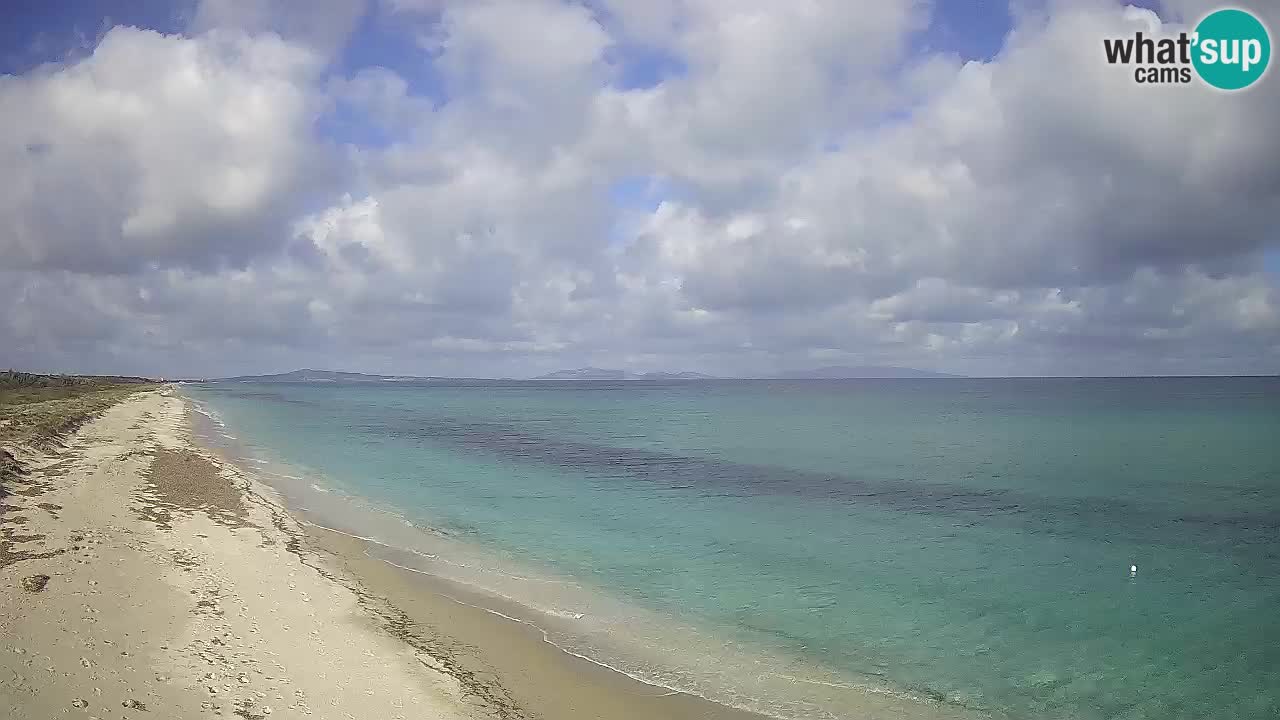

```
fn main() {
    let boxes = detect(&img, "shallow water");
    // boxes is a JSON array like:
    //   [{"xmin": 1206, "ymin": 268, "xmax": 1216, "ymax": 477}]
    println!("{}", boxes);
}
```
[{"xmin": 184, "ymin": 378, "xmax": 1280, "ymax": 720}]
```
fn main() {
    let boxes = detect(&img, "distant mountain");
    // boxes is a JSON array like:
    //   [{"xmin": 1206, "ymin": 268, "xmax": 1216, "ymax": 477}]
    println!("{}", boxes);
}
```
[
  {"xmin": 214, "ymin": 369, "xmax": 421, "ymax": 383},
  {"xmin": 215, "ymin": 366, "xmax": 960, "ymax": 383},
  {"xmin": 775, "ymin": 365, "xmax": 962, "ymax": 379},
  {"xmin": 535, "ymin": 367, "xmax": 628, "ymax": 380},
  {"xmin": 533, "ymin": 368, "xmax": 716, "ymax": 380},
  {"xmin": 636, "ymin": 371, "xmax": 717, "ymax": 380},
  {"xmin": 208, "ymin": 367, "xmax": 719, "ymax": 383}
]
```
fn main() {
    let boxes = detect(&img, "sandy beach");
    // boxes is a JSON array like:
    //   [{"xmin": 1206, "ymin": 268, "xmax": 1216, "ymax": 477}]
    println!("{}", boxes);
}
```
[
  {"xmin": 1, "ymin": 388, "xmax": 477, "ymax": 719},
  {"xmin": 1, "ymin": 387, "xmax": 776, "ymax": 720}
]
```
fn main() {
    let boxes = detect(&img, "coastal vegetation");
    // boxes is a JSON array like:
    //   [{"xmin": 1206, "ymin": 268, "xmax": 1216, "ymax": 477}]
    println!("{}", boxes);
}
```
[{"xmin": 0, "ymin": 370, "xmax": 156, "ymax": 483}]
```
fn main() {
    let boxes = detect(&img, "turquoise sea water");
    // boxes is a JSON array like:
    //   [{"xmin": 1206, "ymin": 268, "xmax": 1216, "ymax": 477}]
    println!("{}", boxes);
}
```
[{"xmin": 184, "ymin": 378, "xmax": 1280, "ymax": 720}]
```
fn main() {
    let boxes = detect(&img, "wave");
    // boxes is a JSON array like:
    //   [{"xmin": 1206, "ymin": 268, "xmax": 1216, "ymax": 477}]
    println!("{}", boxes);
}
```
[
  {"xmin": 188, "ymin": 400, "xmax": 226, "ymax": 428},
  {"xmin": 367, "ymin": 553, "xmax": 795, "ymax": 718},
  {"xmin": 293, "ymin": 517, "xmax": 962, "ymax": 720}
]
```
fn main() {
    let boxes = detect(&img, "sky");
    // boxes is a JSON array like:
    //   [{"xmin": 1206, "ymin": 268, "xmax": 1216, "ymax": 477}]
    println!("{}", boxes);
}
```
[{"xmin": 1, "ymin": 0, "xmax": 1278, "ymax": 379}]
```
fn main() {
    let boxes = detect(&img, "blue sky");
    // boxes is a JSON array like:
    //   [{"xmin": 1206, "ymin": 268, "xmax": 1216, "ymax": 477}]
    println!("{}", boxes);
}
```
[
  {"xmin": 3, "ymin": 1, "xmax": 1037, "ymax": 93},
  {"xmin": 3, "ymin": 1, "xmax": 1172, "ymax": 148},
  {"xmin": 1, "ymin": 0, "xmax": 1052, "ymax": 268},
  {"xmin": 0, "ymin": 0, "xmax": 1187, "ymax": 81},
  {"xmin": 1266, "ymin": 249, "xmax": 1280, "ymax": 275},
  {"xmin": 1, "ymin": 0, "xmax": 186, "ymax": 73},
  {"xmin": 2, "ymin": 0, "xmax": 1276, "ymax": 377}
]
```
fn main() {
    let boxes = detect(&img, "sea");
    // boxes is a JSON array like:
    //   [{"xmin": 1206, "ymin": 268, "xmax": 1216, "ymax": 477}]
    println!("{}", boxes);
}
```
[{"xmin": 181, "ymin": 377, "xmax": 1280, "ymax": 720}]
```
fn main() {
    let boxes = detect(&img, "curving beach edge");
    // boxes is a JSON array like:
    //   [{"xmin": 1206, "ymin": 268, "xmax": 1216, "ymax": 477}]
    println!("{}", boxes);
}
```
[{"xmin": 1, "ymin": 387, "xmax": 801, "ymax": 720}]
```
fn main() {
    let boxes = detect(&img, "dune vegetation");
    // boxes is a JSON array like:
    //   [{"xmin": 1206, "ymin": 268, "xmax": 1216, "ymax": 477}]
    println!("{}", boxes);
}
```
[{"xmin": 0, "ymin": 371, "xmax": 157, "ymax": 482}]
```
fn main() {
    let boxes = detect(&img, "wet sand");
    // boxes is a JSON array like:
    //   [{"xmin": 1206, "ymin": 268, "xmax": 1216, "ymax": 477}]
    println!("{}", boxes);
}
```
[{"xmin": 305, "ymin": 526, "xmax": 772, "ymax": 720}]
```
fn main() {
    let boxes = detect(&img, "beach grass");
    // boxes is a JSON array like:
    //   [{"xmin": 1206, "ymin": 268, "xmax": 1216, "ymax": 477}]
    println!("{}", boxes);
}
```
[{"xmin": 0, "ymin": 370, "xmax": 157, "ymax": 482}]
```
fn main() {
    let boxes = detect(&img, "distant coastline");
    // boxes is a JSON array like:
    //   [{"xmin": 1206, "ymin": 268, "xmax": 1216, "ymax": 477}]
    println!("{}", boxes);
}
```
[{"xmin": 199, "ymin": 365, "xmax": 966, "ymax": 383}]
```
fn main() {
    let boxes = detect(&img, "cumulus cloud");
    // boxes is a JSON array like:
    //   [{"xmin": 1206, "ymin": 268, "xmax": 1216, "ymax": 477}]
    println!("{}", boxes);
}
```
[
  {"xmin": 190, "ymin": 0, "xmax": 369, "ymax": 59},
  {"xmin": 1, "ymin": 0, "xmax": 1277, "ymax": 377},
  {"xmin": 0, "ymin": 25, "xmax": 327, "ymax": 274}
]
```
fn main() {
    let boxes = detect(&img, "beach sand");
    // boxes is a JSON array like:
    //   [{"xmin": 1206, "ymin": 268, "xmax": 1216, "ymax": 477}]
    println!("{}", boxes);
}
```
[
  {"xmin": 1, "ymin": 388, "xmax": 475, "ymax": 719},
  {"xmin": 0, "ymin": 387, "xmax": 775, "ymax": 719}
]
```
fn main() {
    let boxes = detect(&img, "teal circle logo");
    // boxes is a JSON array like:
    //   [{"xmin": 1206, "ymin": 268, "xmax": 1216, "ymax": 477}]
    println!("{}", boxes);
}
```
[{"xmin": 1192, "ymin": 8, "xmax": 1271, "ymax": 90}]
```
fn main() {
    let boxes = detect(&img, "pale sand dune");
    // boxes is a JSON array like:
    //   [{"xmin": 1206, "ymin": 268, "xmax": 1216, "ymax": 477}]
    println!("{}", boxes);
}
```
[{"xmin": 1, "ymin": 389, "xmax": 478, "ymax": 719}]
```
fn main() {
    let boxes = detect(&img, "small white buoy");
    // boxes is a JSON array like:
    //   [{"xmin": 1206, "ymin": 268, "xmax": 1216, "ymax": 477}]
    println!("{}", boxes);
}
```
[{"xmin": 1130, "ymin": 564, "xmax": 1137, "ymax": 577}]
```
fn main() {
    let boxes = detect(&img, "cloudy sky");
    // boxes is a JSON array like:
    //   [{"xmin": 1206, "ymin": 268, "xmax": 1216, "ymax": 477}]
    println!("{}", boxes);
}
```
[{"xmin": 2, "ymin": 0, "xmax": 1278, "ymax": 378}]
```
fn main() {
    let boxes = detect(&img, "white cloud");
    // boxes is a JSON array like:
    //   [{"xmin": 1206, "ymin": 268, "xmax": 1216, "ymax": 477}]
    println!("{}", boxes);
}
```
[
  {"xmin": 1, "ymin": 0, "xmax": 1277, "ymax": 377},
  {"xmin": 190, "ymin": 0, "xmax": 369, "ymax": 58},
  {"xmin": 0, "ymin": 26, "xmax": 325, "ymax": 273}
]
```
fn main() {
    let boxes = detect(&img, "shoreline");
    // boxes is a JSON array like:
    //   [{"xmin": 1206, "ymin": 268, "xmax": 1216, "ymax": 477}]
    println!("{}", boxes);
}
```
[
  {"xmin": 1, "ymin": 388, "xmax": 479, "ymax": 719},
  {"xmin": 3, "ymin": 386, "xmax": 976, "ymax": 719},
  {"xmin": 183, "ymin": 391, "xmax": 980, "ymax": 720},
  {"xmin": 303, "ymin": 524, "xmax": 777, "ymax": 720},
  {"xmin": 295, "ymin": 516, "xmax": 980, "ymax": 720},
  {"xmin": 185, "ymin": 392, "xmax": 786, "ymax": 719},
  {"xmin": 0, "ymin": 387, "xmax": 780, "ymax": 719}
]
